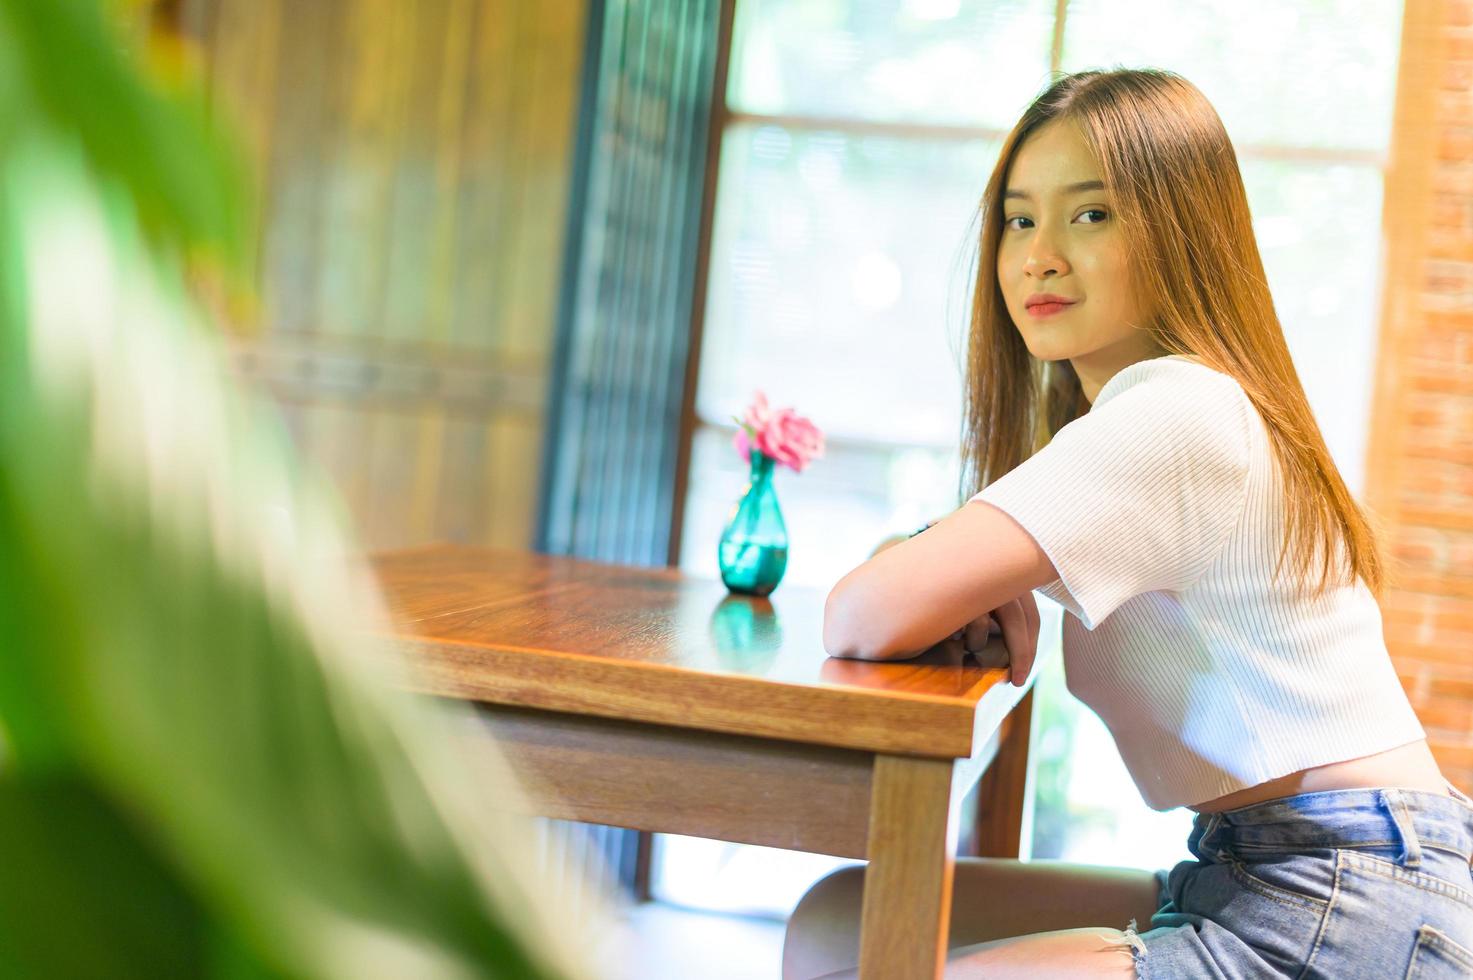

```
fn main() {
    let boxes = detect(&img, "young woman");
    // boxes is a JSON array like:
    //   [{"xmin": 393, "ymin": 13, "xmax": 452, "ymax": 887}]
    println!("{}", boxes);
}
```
[{"xmin": 784, "ymin": 68, "xmax": 1473, "ymax": 979}]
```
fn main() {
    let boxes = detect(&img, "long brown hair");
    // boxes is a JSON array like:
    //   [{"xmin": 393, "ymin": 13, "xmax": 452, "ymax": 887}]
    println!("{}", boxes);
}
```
[{"xmin": 960, "ymin": 68, "xmax": 1387, "ymax": 599}]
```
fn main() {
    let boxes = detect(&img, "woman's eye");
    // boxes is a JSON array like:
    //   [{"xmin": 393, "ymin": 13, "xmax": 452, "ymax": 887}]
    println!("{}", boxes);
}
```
[{"xmin": 1003, "ymin": 209, "xmax": 1108, "ymax": 231}]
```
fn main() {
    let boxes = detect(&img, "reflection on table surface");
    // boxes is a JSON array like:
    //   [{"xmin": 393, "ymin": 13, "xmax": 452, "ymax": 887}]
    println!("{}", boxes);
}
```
[{"xmin": 372, "ymin": 542, "xmax": 1008, "ymax": 704}]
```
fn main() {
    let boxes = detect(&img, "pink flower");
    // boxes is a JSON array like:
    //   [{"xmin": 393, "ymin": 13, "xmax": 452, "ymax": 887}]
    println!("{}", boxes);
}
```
[{"xmin": 732, "ymin": 390, "xmax": 825, "ymax": 474}]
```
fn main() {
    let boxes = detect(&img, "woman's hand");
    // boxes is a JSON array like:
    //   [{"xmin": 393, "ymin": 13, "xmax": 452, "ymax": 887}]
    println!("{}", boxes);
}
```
[{"xmin": 929, "ymin": 592, "xmax": 1040, "ymax": 686}]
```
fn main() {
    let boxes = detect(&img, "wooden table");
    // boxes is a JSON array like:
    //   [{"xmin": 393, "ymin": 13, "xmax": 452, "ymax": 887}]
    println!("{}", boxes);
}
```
[{"xmin": 372, "ymin": 544, "xmax": 1037, "ymax": 980}]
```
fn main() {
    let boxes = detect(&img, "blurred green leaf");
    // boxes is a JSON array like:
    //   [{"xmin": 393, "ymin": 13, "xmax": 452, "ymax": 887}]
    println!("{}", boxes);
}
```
[
  {"xmin": 0, "ymin": 4, "xmax": 606, "ymax": 978},
  {"xmin": 0, "ymin": 0, "xmax": 252, "ymax": 271},
  {"xmin": 0, "ymin": 774, "xmax": 212, "ymax": 979}
]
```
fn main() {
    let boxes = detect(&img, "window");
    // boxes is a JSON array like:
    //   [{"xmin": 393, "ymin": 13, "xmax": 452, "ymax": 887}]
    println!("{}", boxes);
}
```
[{"xmin": 660, "ymin": 0, "xmax": 1407, "ymax": 919}]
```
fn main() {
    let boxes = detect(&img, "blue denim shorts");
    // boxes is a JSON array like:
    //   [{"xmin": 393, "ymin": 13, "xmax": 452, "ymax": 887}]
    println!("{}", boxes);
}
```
[{"xmin": 1129, "ymin": 782, "xmax": 1473, "ymax": 978}]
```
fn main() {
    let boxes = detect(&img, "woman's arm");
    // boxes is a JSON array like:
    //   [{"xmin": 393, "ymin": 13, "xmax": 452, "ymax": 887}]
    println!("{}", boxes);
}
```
[
  {"xmin": 866, "ymin": 518, "xmax": 940, "ymax": 559},
  {"xmin": 823, "ymin": 500, "xmax": 1056, "ymax": 660}
]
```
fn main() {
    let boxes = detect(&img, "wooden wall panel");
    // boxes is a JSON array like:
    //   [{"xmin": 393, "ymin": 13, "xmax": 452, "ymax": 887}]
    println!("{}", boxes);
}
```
[
  {"xmin": 316, "ymin": 0, "xmax": 405, "ymax": 342},
  {"xmin": 487, "ymin": 414, "xmax": 544, "ymax": 551},
  {"xmin": 177, "ymin": 0, "xmax": 586, "ymax": 552}
]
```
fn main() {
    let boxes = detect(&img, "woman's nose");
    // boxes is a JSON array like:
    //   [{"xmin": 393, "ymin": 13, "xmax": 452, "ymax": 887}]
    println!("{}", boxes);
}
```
[
  {"xmin": 1024, "ymin": 226, "xmax": 1069, "ymax": 277},
  {"xmin": 1024, "ymin": 244, "xmax": 1067, "ymax": 278}
]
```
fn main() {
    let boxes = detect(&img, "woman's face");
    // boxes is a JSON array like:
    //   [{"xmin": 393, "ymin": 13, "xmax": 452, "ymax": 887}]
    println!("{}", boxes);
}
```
[{"xmin": 995, "ymin": 118, "xmax": 1160, "ymax": 400}]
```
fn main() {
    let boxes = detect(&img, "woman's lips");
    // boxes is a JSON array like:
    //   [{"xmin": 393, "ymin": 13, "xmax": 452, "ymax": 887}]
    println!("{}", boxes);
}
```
[{"xmin": 1026, "ymin": 301, "xmax": 1075, "ymax": 317}]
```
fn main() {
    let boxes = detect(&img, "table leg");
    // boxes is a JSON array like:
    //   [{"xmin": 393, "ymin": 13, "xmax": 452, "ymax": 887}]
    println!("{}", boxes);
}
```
[
  {"xmin": 857, "ymin": 754, "xmax": 957, "ymax": 980},
  {"xmin": 971, "ymin": 687, "xmax": 1035, "ymax": 858}
]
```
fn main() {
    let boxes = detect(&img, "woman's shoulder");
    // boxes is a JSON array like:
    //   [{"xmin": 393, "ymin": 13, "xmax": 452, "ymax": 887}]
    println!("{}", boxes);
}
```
[
  {"xmin": 1094, "ymin": 353, "xmax": 1247, "ymax": 410},
  {"xmin": 1076, "ymin": 354, "xmax": 1256, "ymax": 463}
]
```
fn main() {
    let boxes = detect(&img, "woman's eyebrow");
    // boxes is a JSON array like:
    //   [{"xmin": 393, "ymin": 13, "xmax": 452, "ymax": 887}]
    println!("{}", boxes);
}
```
[{"xmin": 1003, "ymin": 179, "xmax": 1106, "ymax": 201}]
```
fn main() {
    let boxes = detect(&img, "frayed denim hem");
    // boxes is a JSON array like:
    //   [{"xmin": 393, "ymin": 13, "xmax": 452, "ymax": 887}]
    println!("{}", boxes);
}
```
[{"xmin": 1104, "ymin": 917, "xmax": 1150, "ymax": 978}]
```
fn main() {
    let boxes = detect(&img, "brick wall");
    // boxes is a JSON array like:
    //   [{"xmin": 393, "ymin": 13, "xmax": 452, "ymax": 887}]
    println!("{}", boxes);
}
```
[{"xmin": 1370, "ymin": 0, "xmax": 1473, "ymax": 793}]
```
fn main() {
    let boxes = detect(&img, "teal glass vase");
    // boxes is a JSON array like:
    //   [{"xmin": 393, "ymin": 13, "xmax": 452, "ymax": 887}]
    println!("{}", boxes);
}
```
[{"xmin": 718, "ymin": 449, "xmax": 789, "ymax": 596}]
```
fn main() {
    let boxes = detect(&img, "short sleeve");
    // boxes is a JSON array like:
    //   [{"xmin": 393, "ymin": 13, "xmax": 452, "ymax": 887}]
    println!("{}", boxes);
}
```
[{"xmin": 970, "ymin": 362, "xmax": 1252, "ymax": 630}]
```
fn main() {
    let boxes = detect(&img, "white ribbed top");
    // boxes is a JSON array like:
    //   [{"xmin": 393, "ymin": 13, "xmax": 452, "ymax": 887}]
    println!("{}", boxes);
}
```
[{"xmin": 971, "ymin": 355, "xmax": 1426, "ymax": 811}]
